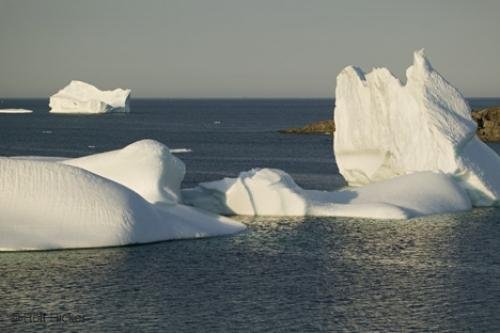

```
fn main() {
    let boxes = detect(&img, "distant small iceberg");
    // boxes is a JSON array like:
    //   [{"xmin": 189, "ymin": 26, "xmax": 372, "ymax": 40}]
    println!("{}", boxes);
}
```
[
  {"xmin": 0, "ymin": 109, "xmax": 33, "ymax": 114},
  {"xmin": 49, "ymin": 80, "xmax": 131, "ymax": 114},
  {"xmin": 170, "ymin": 148, "xmax": 193, "ymax": 154}
]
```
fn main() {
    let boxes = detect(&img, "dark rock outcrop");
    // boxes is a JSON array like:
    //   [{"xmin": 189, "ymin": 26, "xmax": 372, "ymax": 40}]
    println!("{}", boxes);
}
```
[
  {"xmin": 279, "ymin": 107, "xmax": 500, "ymax": 142},
  {"xmin": 278, "ymin": 119, "xmax": 335, "ymax": 135},
  {"xmin": 472, "ymin": 107, "xmax": 500, "ymax": 142}
]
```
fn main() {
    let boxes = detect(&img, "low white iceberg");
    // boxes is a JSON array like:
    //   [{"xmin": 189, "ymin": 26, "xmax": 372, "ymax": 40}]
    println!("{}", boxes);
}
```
[
  {"xmin": 169, "ymin": 148, "xmax": 193, "ymax": 154},
  {"xmin": 49, "ymin": 80, "xmax": 131, "ymax": 114},
  {"xmin": 1, "ymin": 140, "xmax": 244, "ymax": 251},
  {"xmin": 182, "ymin": 168, "xmax": 472, "ymax": 219},
  {"xmin": 334, "ymin": 49, "xmax": 500, "ymax": 206},
  {"xmin": 0, "ymin": 109, "xmax": 33, "ymax": 114}
]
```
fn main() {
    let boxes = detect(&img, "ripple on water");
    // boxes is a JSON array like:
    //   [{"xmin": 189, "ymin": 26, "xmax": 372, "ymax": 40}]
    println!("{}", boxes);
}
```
[{"xmin": 1, "ymin": 207, "xmax": 500, "ymax": 332}]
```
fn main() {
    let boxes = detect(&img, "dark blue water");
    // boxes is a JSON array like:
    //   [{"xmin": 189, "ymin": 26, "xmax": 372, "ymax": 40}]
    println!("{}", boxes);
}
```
[
  {"xmin": 0, "ymin": 99, "xmax": 341, "ymax": 189},
  {"xmin": 1, "ymin": 98, "xmax": 500, "ymax": 332}
]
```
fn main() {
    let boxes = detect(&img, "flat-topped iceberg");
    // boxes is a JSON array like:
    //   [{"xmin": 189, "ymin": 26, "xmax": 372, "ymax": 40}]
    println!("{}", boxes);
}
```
[
  {"xmin": 49, "ymin": 80, "xmax": 131, "ymax": 114},
  {"xmin": 0, "ymin": 140, "xmax": 244, "ymax": 251},
  {"xmin": 182, "ymin": 168, "xmax": 471, "ymax": 219},
  {"xmin": 334, "ymin": 49, "xmax": 500, "ymax": 206}
]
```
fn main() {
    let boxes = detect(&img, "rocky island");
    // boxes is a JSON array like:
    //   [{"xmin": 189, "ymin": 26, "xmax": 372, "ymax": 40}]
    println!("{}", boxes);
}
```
[
  {"xmin": 280, "ymin": 107, "xmax": 500, "ymax": 142},
  {"xmin": 473, "ymin": 107, "xmax": 500, "ymax": 142}
]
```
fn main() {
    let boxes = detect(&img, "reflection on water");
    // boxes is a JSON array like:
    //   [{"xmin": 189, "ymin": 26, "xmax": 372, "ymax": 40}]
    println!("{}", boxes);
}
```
[{"xmin": 1, "ymin": 208, "xmax": 500, "ymax": 332}]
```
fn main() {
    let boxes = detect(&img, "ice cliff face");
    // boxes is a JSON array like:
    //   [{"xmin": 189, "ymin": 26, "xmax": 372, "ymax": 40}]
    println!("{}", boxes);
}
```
[
  {"xmin": 49, "ymin": 80, "xmax": 131, "ymax": 113},
  {"xmin": 334, "ymin": 50, "xmax": 500, "ymax": 206}
]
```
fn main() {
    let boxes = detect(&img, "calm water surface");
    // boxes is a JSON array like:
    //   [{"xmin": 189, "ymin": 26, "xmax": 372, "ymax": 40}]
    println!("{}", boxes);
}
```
[{"xmin": 0, "ymin": 98, "xmax": 499, "ymax": 332}]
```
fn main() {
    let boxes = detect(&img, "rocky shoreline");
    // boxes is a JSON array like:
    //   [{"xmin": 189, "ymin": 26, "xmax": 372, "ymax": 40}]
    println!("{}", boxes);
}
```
[
  {"xmin": 472, "ymin": 107, "xmax": 500, "ymax": 142},
  {"xmin": 279, "ymin": 107, "xmax": 500, "ymax": 142},
  {"xmin": 278, "ymin": 119, "xmax": 335, "ymax": 135}
]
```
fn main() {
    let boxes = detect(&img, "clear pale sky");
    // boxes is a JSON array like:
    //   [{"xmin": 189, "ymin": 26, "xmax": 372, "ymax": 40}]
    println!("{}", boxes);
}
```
[{"xmin": 0, "ymin": 0, "xmax": 499, "ymax": 98}]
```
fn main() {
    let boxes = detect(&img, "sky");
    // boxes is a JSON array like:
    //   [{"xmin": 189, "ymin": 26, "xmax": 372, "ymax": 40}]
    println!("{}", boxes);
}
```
[{"xmin": 0, "ymin": 0, "xmax": 499, "ymax": 98}]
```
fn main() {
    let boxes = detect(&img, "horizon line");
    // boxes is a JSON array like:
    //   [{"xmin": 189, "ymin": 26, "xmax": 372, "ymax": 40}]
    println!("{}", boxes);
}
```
[{"xmin": 1, "ymin": 96, "xmax": 500, "ymax": 100}]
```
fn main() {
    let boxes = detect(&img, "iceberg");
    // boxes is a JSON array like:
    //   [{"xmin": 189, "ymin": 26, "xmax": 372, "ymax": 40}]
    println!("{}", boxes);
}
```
[
  {"xmin": 182, "ymin": 51, "xmax": 498, "ymax": 219},
  {"xmin": 169, "ymin": 148, "xmax": 193, "ymax": 154},
  {"xmin": 182, "ymin": 168, "xmax": 471, "ymax": 219},
  {"xmin": 3, "ymin": 50, "xmax": 499, "ymax": 250},
  {"xmin": 64, "ymin": 140, "xmax": 185, "ymax": 204},
  {"xmin": 0, "ymin": 109, "xmax": 33, "ymax": 114},
  {"xmin": 334, "ymin": 49, "xmax": 500, "ymax": 206},
  {"xmin": 49, "ymin": 80, "xmax": 131, "ymax": 114},
  {"xmin": 0, "ymin": 140, "xmax": 245, "ymax": 251}
]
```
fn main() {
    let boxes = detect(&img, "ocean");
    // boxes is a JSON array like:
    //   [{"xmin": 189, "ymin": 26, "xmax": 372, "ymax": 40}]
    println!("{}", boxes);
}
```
[{"xmin": 1, "ymin": 98, "xmax": 500, "ymax": 331}]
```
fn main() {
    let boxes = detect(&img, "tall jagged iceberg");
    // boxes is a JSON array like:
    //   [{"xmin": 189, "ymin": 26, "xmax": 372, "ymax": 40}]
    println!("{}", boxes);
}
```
[
  {"xmin": 182, "ymin": 50, "xmax": 498, "ymax": 219},
  {"xmin": 49, "ymin": 80, "xmax": 131, "ymax": 114},
  {"xmin": 334, "ymin": 49, "xmax": 500, "ymax": 206}
]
